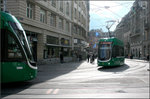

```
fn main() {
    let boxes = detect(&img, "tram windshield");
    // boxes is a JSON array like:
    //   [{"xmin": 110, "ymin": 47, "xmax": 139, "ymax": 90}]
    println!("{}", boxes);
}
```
[
  {"xmin": 9, "ymin": 16, "xmax": 34, "ymax": 61},
  {"xmin": 99, "ymin": 43, "xmax": 111, "ymax": 61}
]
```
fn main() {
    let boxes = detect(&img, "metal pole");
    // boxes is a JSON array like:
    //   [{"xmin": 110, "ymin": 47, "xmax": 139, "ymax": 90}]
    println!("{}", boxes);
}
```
[
  {"xmin": 148, "ymin": 52, "xmax": 150, "ymax": 71},
  {"xmin": 3, "ymin": 0, "xmax": 7, "ymax": 11}
]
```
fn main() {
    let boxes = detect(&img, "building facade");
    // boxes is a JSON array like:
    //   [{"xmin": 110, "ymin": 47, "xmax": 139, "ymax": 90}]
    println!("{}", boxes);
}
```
[
  {"xmin": 1, "ymin": 0, "xmax": 89, "ymax": 63},
  {"xmin": 115, "ymin": 0, "xmax": 150, "ymax": 59},
  {"xmin": 144, "ymin": 0, "xmax": 150, "ymax": 57}
]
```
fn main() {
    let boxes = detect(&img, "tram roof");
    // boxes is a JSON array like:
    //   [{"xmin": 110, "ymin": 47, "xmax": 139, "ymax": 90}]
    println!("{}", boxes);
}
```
[{"xmin": 1, "ymin": 11, "xmax": 20, "ymax": 28}]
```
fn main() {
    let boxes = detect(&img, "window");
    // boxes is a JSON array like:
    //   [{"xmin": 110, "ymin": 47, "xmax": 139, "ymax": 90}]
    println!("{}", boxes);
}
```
[
  {"xmin": 8, "ymin": 21, "xmax": 34, "ymax": 61},
  {"xmin": 40, "ymin": 8, "xmax": 46, "ymax": 23},
  {"xmin": 79, "ymin": 28, "xmax": 82, "ymax": 35},
  {"xmin": 61, "ymin": 38, "xmax": 70, "ymax": 46},
  {"xmin": 112, "ymin": 45, "xmax": 124, "ymax": 57},
  {"xmin": 79, "ymin": 12, "xmax": 80, "ymax": 21},
  {"xmin": 66, "ymin": 21, "xmax": 69, "ymax": 32},
  {"xmin": 66, "ymin": 2, "xmax": 69, "ymax": 16},
  {"xmin": 7, "ymin": 34, "xmax": 23, "ymax": 59},
  {"xmin": 74, "ymin": 8, "xmax": 77, "ymax": 19},
  {"xmin": 1, "ymin": 0, "xmax": 4, "ymax": 11},
  {"xmin": 1, "ymin": 29, "xmax": 25, "ymax": 61},
  {"xmin": 74, "ymin": 25, "xmax": 77, "ymax": 34},
  {"xmin": 75, "ymin": 0, "xmax": 77, "ymax": 4},
  {"xmin": 47, "ymin": 36, "xmax": 59, "ymax": 45},
  {"xmin": 77, "ymin": 27, "xmax": 79, "ymax": 34},
  {"xmin": 50, "ymin": 13, "xmax": 56, "ymax": 27},
  {"xmin": 26, "ymin": 2, "xmax": 34, "ymax": 19},
  {"xmin": 59, "ymin": 17, "xmax": 63, "ymax": 29},
  {"xmin": 79, "ymin": 1, "xmax": 81, "ymax": 7},
  {"xmin": 51, "ymin": 0, "xmax": 56, "ymax": 7},
  {"xmin": 60, "ymin": 1, "xmax": 63, "ymax": 12},
  {"xmin": 99, "ymin": 43, "xmax": 111, "ymax": 61},
  {"xmin": 81, "ymin": 15, "xmax": 83, "ymax": 24}
]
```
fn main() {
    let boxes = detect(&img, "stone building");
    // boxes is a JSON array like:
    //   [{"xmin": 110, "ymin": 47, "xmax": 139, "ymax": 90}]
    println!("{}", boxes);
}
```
[
  {"xmin": 1, "ymin": 0, "xmax": 89, "ymax": 63},
  {"xmin": 144, "ymin": 0, "xmax": 150, "ymax": 57},
  {"xmin": 130, "ymin": 0, "xmax": 149, "ymax": 58},
  {"xmin": 115, "ymin": 0, "xmax": 150, "ymax": 59}
]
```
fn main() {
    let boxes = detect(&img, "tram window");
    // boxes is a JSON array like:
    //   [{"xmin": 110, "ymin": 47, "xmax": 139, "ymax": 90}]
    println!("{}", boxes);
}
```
[
  {"xmin": 1, "ymin": 29, "xmax": 25, "ymax": 61},
  {"xmin": 112, "ymin": 45, "xmax": 124, "ymax": 57},
  {"xmin": 7, "ymin": 34, "xmax": 23, "ymax": 59},
  {"xmin": 9, "ymin": 21, "xmax": 34, "ymax": 61},
  {"xmin": 99, "ymin": 44, "xmax": 111, "ymax": 60}
]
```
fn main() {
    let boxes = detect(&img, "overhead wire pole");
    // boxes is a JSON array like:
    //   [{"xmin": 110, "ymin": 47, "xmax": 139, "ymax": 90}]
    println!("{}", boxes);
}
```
[
  {"xmin": 3, "ymin": 0, "xmax": 7, "ymax": 11},
  {"xmin": 106, "ymin": 20, "xmax": 116, "ymax": 38}
]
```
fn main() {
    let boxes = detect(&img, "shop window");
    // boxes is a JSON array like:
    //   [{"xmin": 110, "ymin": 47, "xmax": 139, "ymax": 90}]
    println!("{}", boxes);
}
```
[
  {"xmin": 47, "ymin": 36, "xmax": 59, "ymax": 45},
  {"xmin": 61, "ymin": 38, "xmax": 70, "ymax": 46}
]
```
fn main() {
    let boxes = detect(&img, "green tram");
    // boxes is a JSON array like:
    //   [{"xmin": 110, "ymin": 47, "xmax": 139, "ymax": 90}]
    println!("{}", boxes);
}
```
[
  {"xmin": 1, "ymin": 11, "xmax": 37, "ymax": 83},
  {"xmin": 97, "ymin": 37, "xmax": 125, "ymax": 67}
]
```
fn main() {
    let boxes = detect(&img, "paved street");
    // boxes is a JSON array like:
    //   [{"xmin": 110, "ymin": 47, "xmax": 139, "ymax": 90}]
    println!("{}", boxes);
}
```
[{"xmin": 1, "ymin": 59, "xmax": 150, "ymax": 98}]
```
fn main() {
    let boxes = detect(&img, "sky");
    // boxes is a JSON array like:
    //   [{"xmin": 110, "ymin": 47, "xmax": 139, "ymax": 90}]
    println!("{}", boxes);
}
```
[{"xmin": 90, "ymin": 0, "xmax": 135, "ymax": 32}]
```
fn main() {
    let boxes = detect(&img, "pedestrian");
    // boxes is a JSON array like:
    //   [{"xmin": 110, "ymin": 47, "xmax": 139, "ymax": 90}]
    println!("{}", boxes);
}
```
[
  {"xmin": 79, "ymin": 54, "xmax": 82, "ymax": 61},
  {"xmin": 87, "ymin": 53, "xmax": 90, "ymax": 62},
  {"xmin": 60, "ymin": 52, "xmax": 64, "ymax": 63},
  {"xmin": 147, "ymin": 54, "xmax": 150, "ymax": 71},
  {"xmin": 147, "ymin": 54, "xmax": 149, "ymax": 61},
  {"xmin": 90, "ymin": 53, "xmax": 95, "ymax": 63},
  {"xmin": 130, "ymin": 54, "xmax": 133, "ymax": 59}
]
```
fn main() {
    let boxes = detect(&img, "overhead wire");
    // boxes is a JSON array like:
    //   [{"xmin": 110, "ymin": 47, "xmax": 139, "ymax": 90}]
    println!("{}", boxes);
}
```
[{"xmin": 90, "ymin": 1, "xmax": 134, "ymax": 31}]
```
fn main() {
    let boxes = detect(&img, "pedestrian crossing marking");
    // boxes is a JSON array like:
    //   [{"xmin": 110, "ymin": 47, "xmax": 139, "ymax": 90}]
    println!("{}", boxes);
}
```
[
  {"xmin": 52, "ymin": 89, "xmax": 59, "ymax": 94},
  {"xmin": 46, "ymin": 89, "xmax": 53, "ymax": 94}
]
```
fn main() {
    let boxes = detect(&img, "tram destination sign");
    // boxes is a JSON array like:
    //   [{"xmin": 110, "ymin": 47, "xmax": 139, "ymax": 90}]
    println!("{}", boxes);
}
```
[{"xmin": 100, "ymin": 42, "xmax": 112, "ymax": 44}]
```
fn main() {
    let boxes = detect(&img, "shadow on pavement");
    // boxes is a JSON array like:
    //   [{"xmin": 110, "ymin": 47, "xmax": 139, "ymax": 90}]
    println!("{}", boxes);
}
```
[
  {"xmin": 97, "ymin": 64, "xmax": 130, "ymax": 73},
  {"xmin": 1, "ymin": 61, "xmax": 83, "ymax": 98}
]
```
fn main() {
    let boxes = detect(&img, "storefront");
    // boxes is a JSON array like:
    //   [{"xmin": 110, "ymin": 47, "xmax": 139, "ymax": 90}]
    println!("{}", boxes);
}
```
[
  {"xmin": 46, "ymin": 35, "xmax": 60, "ymax": 59},
  {"xmin": 61, "ymin": 38, "xmax": 71, "ymax": 57},
  {"xmin": 45, "ymin": 36, "xmax": 72, "ymax": 59}
]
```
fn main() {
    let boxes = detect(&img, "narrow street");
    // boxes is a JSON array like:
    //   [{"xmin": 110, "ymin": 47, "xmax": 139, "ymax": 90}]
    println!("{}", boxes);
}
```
[{"xmin": 1, "ymin": 59, "xmax": 150, "ymax": 98}]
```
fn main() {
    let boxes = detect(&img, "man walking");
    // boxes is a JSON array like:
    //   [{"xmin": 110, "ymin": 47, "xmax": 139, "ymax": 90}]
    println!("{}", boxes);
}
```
[
  {"xmin": 147, "ymin": 54, "xmax": 150, "ymax": 71},
  {"xmin": 60, "ymin": 52, "xmax": 64, "ymax": 63},
  {"xmin": 87, "ymin": 53, "xmax": 90, "ymax": 62}
]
